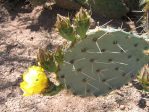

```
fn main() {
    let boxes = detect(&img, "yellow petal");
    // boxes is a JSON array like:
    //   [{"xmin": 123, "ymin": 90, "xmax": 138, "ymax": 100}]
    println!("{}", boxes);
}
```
[{"xmin": 20, "ymin": 66, "xmax": 49, "ymax": 96}]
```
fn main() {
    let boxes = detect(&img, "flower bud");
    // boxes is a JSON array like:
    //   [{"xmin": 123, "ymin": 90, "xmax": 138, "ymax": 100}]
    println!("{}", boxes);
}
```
[
  {"xmin": 37, "ymin": 49, "xmax": 57, "ymax": 72},
  {"xmin": 74, "ymin": 8, "xmax": 90, "ymax": 38},
  {"xmin": 56, "ymin": 14, "xmax": 76, "ymax": 42}
]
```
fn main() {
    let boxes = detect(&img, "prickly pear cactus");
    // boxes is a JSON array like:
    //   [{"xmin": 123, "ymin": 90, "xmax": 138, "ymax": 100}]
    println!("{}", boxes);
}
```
[
  {"xmin": 54, "ymin": 8, "xmax": 149, "ymax": 96},
  {"xmin": 57, "ymin": 27, "xmax": 149, "ymax": 96},
  {"xmin": 124, "ymin": 0, "xmax": 140, "ymax": 10},
  {"xmin": 75, "ymin": 0, "xmax": 129, "ymax": 18}
]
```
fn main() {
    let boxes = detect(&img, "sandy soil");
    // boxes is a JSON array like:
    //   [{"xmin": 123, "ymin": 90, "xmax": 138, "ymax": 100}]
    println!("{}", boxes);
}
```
[{"xmin": 0, "ymin": 3, "xmax": 149, "ymax": 112}]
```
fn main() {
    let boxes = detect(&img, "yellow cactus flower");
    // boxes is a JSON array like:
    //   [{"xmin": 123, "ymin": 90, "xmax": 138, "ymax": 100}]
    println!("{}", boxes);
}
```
[{"xmin": 20, "ymin": 66, "xmax": 49, "ymax": 96}]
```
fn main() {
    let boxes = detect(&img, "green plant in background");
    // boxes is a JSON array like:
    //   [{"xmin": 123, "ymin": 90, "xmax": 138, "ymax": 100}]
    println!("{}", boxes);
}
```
[
  {"xmin": 124, "ymin": 0, "xmax": 140, "ymax": 10},
  {"xmin": 76, "ymin": 0, "xmax": 129, "ymax": 18},
  {"xmin": 54, "ymin": 0, "xmax": 141, "ymax": 18},
  {"xmin": 140, "ymin": 0, "xmax": 149, "ymax": 32},
  {"xmin": 137, "ymin": 65, "xmax": 149, "ymax": 92},
  {"xmin": 1, "ymin": 0, "xmax": 145, "ymax": 18}
]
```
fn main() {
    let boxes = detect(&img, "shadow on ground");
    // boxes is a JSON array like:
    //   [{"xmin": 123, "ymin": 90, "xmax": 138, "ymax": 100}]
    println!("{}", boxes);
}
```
[
  {"xmin": 26, "ymin": 6, "xmax": 76, "ymax": 32},
  {"xmin": 0, "ymin": 0, "xmax": 32, "ymax": 21}
]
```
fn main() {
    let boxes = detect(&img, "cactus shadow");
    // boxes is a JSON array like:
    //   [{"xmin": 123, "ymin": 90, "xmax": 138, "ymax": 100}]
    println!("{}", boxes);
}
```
[
  {"xmin": 90, "ymin": 15, "xmax": 131, "ymax": 31},
  {"xmin": 127, "ymin": 11, "xmax": 145, "ymax": 34},
  {"xmin": 0, "ymin": 77, "xmax": 23, "ymax": 105},
  {"xmin": 0, "ymin": 0, "xmax": 32, "ymax": 21},
  {"xmin": 92, "ymin": 11, "xmax": 144, "ymax": 34},
  {"xmin": 138, "ymin": 98, "xmax": 147, "ymax": 109},
  {"xmin": 0, "ymin": 40, "xmax": 35, "ymax": 67},
  {"xmin": 26, "ymin": 6, "xmax": 76, "ymax": 32},
  {"xmin": 132, "ymin": 80, "xmax": 143, "ymax": 90},
  {"xmin": 0, "ymin": 77, "xmax": 22, "ymax": 90}
]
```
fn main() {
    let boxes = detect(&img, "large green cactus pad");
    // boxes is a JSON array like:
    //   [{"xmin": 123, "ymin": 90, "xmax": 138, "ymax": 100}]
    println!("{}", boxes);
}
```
[{"xmin": 58, "ymin": 27, "xmax": 149, "ymax": 96}]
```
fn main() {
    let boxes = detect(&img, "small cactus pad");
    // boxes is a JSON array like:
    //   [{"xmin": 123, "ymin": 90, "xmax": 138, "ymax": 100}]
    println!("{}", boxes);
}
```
[{"xmin": 58, "ymin": 27, "xmax": 149, "ymax": 96}]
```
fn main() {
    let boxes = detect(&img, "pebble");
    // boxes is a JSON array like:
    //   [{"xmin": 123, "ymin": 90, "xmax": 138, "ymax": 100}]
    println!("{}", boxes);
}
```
[{"xmin": 120, "ymin": 105, "xmax": 125, "ymax": 110}]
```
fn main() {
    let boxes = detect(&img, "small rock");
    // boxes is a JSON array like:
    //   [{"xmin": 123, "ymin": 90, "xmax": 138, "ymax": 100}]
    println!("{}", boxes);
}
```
[
  {"xmin": 0, "ymin": 44, "xmax": 6, "ymax": 52},
  {"xmin": 120, "ymin": 105, "xmax": 125, "ymax": 110},
  {"xmin": 138, "ymin": 98, "xmax": 146, "ymax": 108},
  {"xmin": 90, "ymin": 18, "xmax": 96, "ymax": 29},
  {"xmin": 128, "ymin": 83, "xmax": 133, "ymax": 86}
]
